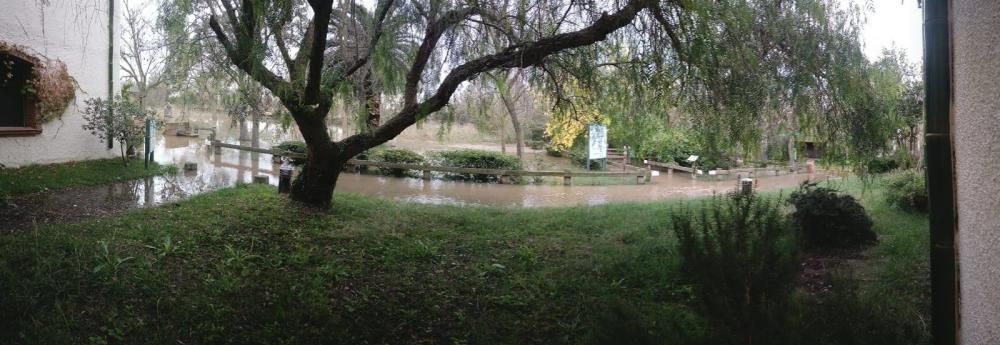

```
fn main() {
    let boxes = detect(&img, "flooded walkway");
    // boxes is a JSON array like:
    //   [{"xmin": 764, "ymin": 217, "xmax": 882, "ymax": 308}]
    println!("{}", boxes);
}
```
[{"xmin": 1, "ymin": 119, "xmax": 828, "ymax": 231}]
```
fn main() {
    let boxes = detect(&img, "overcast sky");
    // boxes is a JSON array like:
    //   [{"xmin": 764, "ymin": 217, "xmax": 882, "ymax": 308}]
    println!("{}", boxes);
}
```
[
  {"xmin": 859, "ymin": 0, "xmax": 924, "ymax": 65},
  {"xmin": 134, "ymin": 0, "xmax": 925, "ymax": 66}
]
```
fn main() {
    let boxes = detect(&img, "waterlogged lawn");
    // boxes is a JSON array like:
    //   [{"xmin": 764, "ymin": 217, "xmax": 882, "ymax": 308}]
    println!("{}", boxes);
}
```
[
  {"xmin": 0, "ymin": 158, "xmax": 175, "ymax": 196},
  {"xmin": 0, "ymin": 181, "xmax": 929, "ymax": 344}
]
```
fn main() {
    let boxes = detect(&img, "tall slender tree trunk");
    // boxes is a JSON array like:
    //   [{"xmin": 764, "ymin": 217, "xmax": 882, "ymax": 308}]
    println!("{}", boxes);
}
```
[
  {"xmin": 362, "ymin": 70, "xmax": 381, "ymax": 132},
  {"xmin": 239, "ymin": 118, "xmax": 250, "ymax": 141},
  {"xmin": 499, "ymin": 89, "xmax": 524, "ymax": 160},
  {"xmin": 787, "ymin": 112, "xmax": 798, "ymax": 169},
  {"xmin": 251, "ymin": 111, "xmax": 260, "ymax": 147},
  {"xmin": 496, "ymin": 70, "xmax": 525, "ymax": 160},
  {"xmin": 500, "ymin": 124, "xmax": 507, "ymax": 154}
]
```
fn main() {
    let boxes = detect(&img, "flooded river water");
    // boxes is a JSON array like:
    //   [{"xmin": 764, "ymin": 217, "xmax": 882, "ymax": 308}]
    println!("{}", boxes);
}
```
[
  {"xmin": 2, "ymin": 119, "xmax": 831, "ymax": 231},
  {"xmin": 142, "ymin": 119, "xmax": 826, "ymax": 208}
]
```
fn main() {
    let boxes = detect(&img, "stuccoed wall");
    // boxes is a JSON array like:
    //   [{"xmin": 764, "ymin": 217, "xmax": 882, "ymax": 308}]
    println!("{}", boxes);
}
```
[
  {"xmin": 954, "ymin": 0, "xmax": 1000, "ymax": 343},
  {"xmin": 0, "ymin": 0, "xmax": 120, "ymax": 167}
]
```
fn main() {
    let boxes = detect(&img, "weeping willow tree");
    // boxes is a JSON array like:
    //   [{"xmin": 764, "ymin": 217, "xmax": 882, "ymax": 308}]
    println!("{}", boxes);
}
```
[
  {"xmin": 538, "ymin": 0, "xmax": 903, "ymax": 169},
  {"xmin": 180, "ymin": 0, "xmax": 652, "ymax": 207},
  {"xmin": 174, "ymin": 0, "xmax": 899, "ymax": 207}
]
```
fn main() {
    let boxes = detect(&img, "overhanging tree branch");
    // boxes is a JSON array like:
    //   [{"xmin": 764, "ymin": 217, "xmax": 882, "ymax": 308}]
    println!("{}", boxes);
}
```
[
  {"xmin": 403, "ymin": 6, "xmax": 482, "ymax": 107},
  {"xmin": 342, "ymin": 0, "xmax": 653, "ymax": 157}
]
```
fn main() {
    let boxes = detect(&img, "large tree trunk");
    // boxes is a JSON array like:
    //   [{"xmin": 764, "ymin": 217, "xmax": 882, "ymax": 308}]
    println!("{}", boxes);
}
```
[
  {"xmin": 290, "ymin": 146, "xmax": 344, "ymax": 208},
  {"xmin": 288, "ymin": 108, "xmax": 342, "ymax": 208}
]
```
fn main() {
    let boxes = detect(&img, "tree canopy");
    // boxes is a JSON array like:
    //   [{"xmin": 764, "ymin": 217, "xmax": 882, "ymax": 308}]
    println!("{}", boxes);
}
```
[{"xmin": 158, "ymin": 0, "xmax": 918, "ymax": 206}]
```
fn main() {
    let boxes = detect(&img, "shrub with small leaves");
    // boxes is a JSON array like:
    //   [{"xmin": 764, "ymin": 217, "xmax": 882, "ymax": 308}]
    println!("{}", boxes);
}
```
[
  {"xmin": 81, "ymin": 96, "xmax": 159, "ymax": 166},
  {"xmin": 671, "ymin": 192, "xmax": 798, "ymax": 345},
  {"xmin": 788, "ymin": 182, "xmax": 876, "ymax": 251},
  {"xmin": 883, "ymin": 170, "xmax": 927, "ymax": 213},
  {"xmin": 370, "ymin": 148, "xmax": 425, "ymax": 176}
]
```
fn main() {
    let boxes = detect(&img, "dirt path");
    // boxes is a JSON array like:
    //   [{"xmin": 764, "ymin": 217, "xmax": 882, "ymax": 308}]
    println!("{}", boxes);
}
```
[{"xmin": 2, "ymin": 183, "xmax": 146, "ymax": 232}]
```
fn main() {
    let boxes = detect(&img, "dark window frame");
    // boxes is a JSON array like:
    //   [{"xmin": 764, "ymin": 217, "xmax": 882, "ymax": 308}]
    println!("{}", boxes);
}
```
[{"xmin": 0, "ymin": 49, "xmax": 42, "ymax": 137}]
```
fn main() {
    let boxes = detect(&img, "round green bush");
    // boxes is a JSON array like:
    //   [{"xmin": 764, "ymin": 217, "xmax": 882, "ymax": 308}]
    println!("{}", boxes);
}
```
[
  {"xmin": 787, "ymin": 182, "xmax": 876, "ymax": 251},
  {"xmin": 432, "ymin": 149, "xmax": 521, "ymax": 182},
  {"xmin": 273, "ymin": 141, "xmax": 307, "ymax": 165},
  {"xmin": 867, "ymin": 156, "xmax": 899, "ymax": 174},
  {"xmin": 883, "ymin": 170, "xmax": 928, "ymax": 213},
  {"xmin": 370, "ymin": 148, "xmax": 425, "ymax": 176}
]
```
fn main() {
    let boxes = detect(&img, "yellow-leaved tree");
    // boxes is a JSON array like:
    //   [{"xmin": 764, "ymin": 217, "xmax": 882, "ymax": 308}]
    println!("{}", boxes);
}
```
[{"xmin": 543, "ymin": 80, "xmax": 609, "ymax": 152}]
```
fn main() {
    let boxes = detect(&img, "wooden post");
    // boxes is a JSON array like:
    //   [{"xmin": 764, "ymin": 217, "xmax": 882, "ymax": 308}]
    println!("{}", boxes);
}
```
[
  {"xmin": 563, "ymin": 176, "xmax": 572, "ymax": 186},
  {"xmin": 422, "ymin": 170, "xmax": 431, "ymax": 180}
]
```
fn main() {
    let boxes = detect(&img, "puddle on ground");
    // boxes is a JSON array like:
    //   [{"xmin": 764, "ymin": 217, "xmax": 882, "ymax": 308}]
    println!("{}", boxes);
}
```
[{"xmin": 1, "ymin": 117, "xmax": 833, "ymax": 231}]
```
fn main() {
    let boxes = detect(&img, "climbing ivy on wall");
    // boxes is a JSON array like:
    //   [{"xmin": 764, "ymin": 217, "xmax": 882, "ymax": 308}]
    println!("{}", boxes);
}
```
[{"xmin": 0, "ymin": 42, "xmax": 77, "ymax": 125}]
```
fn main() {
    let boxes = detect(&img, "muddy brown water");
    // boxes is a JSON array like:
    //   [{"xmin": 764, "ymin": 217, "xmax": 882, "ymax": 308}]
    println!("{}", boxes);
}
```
[{"xmin": 1, "ymin": 119, "xmax": 832, "ymax": 231}]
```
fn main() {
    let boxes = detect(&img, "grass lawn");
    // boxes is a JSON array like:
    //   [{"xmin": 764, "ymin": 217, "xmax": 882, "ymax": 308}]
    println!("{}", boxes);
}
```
[
  {"xmin": 0, "ymin": 158, "xmax": 176, "ymax": 196},
  {"xmin": 0, "ymin": 179, "xmax": 929, "ymax": 344}
]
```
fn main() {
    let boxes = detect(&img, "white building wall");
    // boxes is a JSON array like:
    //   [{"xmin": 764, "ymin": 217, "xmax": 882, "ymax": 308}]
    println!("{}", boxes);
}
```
[
  {"xmin": 954, "ymin": 0, "xmax": 1000, "ymax": 343},
  {"xmin": 0, "ymin": 0, "xmax": 120, "ymax": 167}
]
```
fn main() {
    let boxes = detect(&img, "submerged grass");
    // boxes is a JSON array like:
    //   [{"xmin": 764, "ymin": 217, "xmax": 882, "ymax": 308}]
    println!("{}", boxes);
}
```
[
  {"xmin": 0, "ymin": 178, "xmax": 928, "ymax": 344},
  {"xmin": 0, "ymin": 158, "xmax": 176, "ymax": 196}
]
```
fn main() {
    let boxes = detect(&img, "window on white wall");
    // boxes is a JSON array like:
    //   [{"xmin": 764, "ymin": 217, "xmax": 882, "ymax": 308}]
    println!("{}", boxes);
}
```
[{"xmin": 0, "ymin": 51, "xmax": 41, "ymax": 136}]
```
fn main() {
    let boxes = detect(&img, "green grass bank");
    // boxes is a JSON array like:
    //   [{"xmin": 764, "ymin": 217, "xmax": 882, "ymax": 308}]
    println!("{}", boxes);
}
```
[
  {"xmin": 0, "ymin": 179, "xmax": 929, "ymax": 344},
  {"xmin": 0, "ymin": 158, "xmax": 175, "ymax": 196}
]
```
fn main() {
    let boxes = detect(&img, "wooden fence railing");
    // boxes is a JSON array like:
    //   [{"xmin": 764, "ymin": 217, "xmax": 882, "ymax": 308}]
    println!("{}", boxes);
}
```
[
  {"xmin": 645, "ymin": 160, "xmax": 808, "ymax": 179},
  {"xmin": 211, "ymin": 140, "xmax": 651, "ymax": 185}
]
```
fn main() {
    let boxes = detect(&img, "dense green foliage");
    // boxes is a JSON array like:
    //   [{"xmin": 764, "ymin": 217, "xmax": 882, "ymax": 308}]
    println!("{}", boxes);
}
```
[
  {"xmin": 883, "ymin": 170, "xmax": 928, "ymax": 213},
  {"xmin": 671, "ymin": 193, "xmax": 798, "ymax": 344},
  {"xmin": 637, "ymin": 127, "xmax": 697, "ymax": 165},
  {"xmin": 431, "ymin": 149, "xmax": 521, "ymax": 181},
  {"xmin": 788, "ymin": 182, "xmax": 876, "ymax": 251},
  {"xmin": 273, "ymin": 141, "xmax": 307, "ymax": 165},
  {"xmin": 867, "ymin": 156, "xmax": 900, "ymax": 174},
  {"xmin": 0, "ymin": 182, "xmax": 929, "ymax": 344},
  {"xmin": 0, "ymin": 159, "xmax": 174, "ymax": 196},
  {"xmin": 370, "ymin": 148, "xmax": 425, "ymax": 176}
]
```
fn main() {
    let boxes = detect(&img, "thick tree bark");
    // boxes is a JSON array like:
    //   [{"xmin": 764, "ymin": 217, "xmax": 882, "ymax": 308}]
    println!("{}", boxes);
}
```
[
  {"xmin": 289, "ymin": 111, "xmax": 343, "ymax": 208},
  {"xmin": 290, "ymin": 146, "xmax": 344, "ymax": 208}
]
